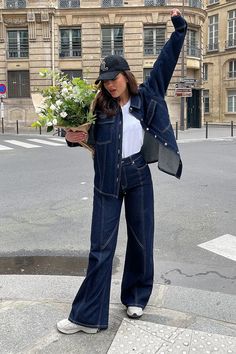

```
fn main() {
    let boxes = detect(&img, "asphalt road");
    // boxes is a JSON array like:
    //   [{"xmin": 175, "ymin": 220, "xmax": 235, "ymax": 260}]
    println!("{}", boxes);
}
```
[{"xmin": 0, "ymin": 134, "xmax": 235, "ymax": 295}]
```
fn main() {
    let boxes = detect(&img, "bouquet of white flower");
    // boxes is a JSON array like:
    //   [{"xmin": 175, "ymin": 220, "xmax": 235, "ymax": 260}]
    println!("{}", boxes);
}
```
[{"xmin": 31, "ymin": 69, "xmax": 98, "ymax": 135}]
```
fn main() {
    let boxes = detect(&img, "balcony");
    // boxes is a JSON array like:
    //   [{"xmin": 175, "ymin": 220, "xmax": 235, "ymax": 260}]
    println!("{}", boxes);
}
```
[{"xmin": 144, "ymin": 0, "xmax": 204, "ymax": 8}]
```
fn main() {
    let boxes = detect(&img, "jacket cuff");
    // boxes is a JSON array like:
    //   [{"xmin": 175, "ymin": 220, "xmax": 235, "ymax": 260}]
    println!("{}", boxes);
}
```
[
  {"xmin": 66, "ymin": 139, "xmax": 81, "ymax": 147},
  {"xmin": 171, "ymin": 15, "xmax": 188, "ymax": 32}
]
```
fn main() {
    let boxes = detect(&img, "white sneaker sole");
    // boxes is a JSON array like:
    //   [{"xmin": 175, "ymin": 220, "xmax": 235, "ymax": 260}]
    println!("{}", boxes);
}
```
[
  {"xmin": 127, "ymin": 307, "xmax": 143, "ymax": 319},
  {"xmin": 57, "ymin": 322, "xmax": 99, "ymax": 334}
]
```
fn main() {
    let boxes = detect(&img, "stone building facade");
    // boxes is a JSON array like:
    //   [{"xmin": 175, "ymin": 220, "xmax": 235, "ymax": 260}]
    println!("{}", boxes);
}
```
[
  {"xmin": 203, "ymin": 0, "xmax": 236, "ymax": 124},
  {"xmin": 0, "ymin": 0, "xmax": 206, "ymax": 129}
]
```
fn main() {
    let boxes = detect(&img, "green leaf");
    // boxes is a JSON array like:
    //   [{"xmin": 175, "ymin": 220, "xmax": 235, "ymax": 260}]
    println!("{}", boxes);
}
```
[{"xmin": 46, "ymin": 125, "xmax": 54, "ymax": 132}]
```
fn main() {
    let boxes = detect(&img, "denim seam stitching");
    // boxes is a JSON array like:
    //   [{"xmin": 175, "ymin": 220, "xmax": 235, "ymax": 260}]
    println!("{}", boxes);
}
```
[
  {"xmin": 126, "ymin": 221, "xmax": 145, "ymax": 250},
  {"xmin": 101, "ymin": 221, "xmax": 119, "ymax": 250}
]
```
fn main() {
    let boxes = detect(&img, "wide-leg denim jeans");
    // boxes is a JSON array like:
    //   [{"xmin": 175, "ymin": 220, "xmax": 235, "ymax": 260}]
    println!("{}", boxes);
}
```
[{"xmin": 69, "ymin": 152, "xmax": 154, "ymax": 329}]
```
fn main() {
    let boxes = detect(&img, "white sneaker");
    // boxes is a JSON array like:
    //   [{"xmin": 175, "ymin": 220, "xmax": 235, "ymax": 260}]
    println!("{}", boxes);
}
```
[
  {"xmin": 57, "ymin": 319, "xmax": 99, "ymax": 334},
  {"xmin": 127, "ymin": 306, "xmax": 143, "ymax": 319}
]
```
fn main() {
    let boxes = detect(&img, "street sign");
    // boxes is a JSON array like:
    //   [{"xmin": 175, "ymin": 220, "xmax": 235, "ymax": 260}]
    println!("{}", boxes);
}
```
[
  {"xmin": 0, "ymin": 84, "xmax": 6, "ymax": 94},
  {"xmin": 175, "ymin": 87, "xmax": 192, "ymax": 97},
  {"xmin": 180, "ymin": 77, "xmax": 197, "ymax": 83}
]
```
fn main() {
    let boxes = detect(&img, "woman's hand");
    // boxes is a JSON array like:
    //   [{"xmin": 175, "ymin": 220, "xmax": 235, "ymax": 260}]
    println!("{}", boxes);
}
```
[
  {"xmin": 65, "ymin": 130, "xmax": 88, "ymax": 144},
  {"xmin": 171, "ymin": 8, "xmax": 181, "ymax": 17}
]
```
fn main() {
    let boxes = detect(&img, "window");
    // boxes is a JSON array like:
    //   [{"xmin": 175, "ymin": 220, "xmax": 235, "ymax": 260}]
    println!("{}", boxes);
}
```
[
  {"xmin": 189, "ymin": 0, "xmax": 203, "ymax": 8},
  {"xmin": 228, "ymin": 90, "xmax": 236, "ymax": 113},
  {"xmin": 102, "ymin": 0, "xmax": 123, "ymax": 7},
  {"xmin": 101, "ymin": 26, "xmax": 123, "ymax": 57},
  {"xmin": 203, "ymin": 63, "xmax": 208, "ymax": 81},
  {"xmin": 59, "ymin": 0, "xmax": 80, "ymax": 8},
  {"xmin": 8, "ymin": 70, "xmax": 30, "ymax": 98},
  {"xmin": 143, "ymin": 68, "xmax": 152, "ymax": 81},
  {"xmin": 7, "ymin": 30, "xmax": 28, "ymax": 58},
  {"xmin": 6, "ymin": 0, "xmax": 26, "ymax": 8},
  {"xmin": 208, "ymin": 15, "xmax": 219, "ymax": 51},
  {"xmin": 144, "ymin": 0, "xmax": 166, "ymax": 6},
  {"xmin": 187, "ymin": 29, "xmax": 200, "ymax": 57},
  {"xmin": 227, "ymin": 10, "xmax": 236, "ymax": 48},
  {"xmin": 144, "ymin": 26, "xmax": 165, "ymax": 56},
  {"xmin": 60, "ymin": 28, "xmax": 81, "ymax": 58},
  {"xmin": 203, "ymin": 90, "xmax": 209, "ymax": 113},
  {"xmin": 62, "ymin": 70, "xmax": 82, "ymax": 80},
  {"xmin": 229, "ymin": 60, "xmax": 236, "ymax": 79},
  {"xmin": 208, "ymin": 0, "xmax": 219, "ymax": 4}
]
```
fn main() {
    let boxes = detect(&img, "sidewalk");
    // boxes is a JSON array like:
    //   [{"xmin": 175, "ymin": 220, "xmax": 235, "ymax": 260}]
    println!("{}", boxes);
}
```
[{"xmin": 0, "ymin": 275, "xmax": 235, "ymax": 353}]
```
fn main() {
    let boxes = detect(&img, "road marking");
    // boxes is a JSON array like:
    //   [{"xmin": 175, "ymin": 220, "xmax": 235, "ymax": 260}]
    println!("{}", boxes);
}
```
[
  {"xmin": 28, "ymin": 139, "xmax": 65, "ymax": 146},
  {"xmin": 49, "ymin": 138, "xmax": 66, "ymax": 143},
  {"xmin": 0, "ymin": 144, "xmax": 13, "ymax": 151},
  {"xmin": 4, "ymin": 140, "xmax": 40, "ymax": 148},
  {"xmin": 198, "ymin": 234, "xmax": 236, "ymax": 262}
]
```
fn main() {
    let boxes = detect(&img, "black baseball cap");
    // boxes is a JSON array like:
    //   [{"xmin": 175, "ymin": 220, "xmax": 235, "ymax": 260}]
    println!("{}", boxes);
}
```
[{"xmin": 95, "ymin": 55, "xmax": 130, "ymax": 84}]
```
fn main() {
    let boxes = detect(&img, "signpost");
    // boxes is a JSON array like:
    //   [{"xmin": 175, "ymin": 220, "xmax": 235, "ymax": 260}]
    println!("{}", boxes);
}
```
[
  {"xmin": 175, "ymin": 81, "xmax": 193, "ymax": 97},
  {"xmin": 175, "ymin": 87, "xmax": 192, "ymax": 97},
  {"xmin": 0, "ymin": 84, "xmax": 6, "ymax": 95},
  {"xmin": 0, "ymin": 84, "xmax": 6, "ymax": 121}
]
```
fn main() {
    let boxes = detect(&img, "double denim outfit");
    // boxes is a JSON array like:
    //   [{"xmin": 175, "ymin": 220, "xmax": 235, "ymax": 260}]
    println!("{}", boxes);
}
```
[{"xmin": 68, "ymin": 16, "xmax": 187, "ymax": 329}]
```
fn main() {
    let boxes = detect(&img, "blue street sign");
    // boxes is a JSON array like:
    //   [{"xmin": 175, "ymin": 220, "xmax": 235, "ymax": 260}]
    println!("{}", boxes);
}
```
[{"xmin": 0, "ymin": 84, "xmax": 6, "ymax": 94}]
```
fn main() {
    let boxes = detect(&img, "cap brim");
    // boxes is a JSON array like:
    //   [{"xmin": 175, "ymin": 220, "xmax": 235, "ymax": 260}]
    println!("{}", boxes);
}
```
[{"xmin": 95, "ymin": 71, "xmax": 120, "ymax": 85}]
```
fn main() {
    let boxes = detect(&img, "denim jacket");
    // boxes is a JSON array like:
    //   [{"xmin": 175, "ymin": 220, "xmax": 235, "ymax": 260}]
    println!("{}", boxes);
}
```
[{"xmin": 68, "ymin": 16, "xmax": 187, "ymax": 198}]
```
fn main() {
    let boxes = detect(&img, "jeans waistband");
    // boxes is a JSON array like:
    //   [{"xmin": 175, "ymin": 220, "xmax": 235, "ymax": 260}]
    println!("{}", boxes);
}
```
[{"xmin": 121, "ymin": 151, "xmax": 142, "ymax": 166}]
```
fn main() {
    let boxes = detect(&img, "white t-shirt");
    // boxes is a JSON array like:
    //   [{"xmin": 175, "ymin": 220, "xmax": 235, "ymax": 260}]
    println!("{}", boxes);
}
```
[{"xmin": 121, "ymin": 99, "xmax": 144, "ymax": 158}]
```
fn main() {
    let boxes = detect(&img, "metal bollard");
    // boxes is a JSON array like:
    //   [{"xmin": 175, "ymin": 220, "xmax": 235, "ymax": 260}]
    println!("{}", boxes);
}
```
[
  {"xmin": 175, "ymin": 121, "xmax": 178, "ymax": 140},
  {"xmin": 1, "ymin": 117, "xmax": 4, "ymax": 134},
  {"xmin": 206, "ymin": 121, "xmax": 208, "ymax": 139},
  {"xmin": 16, "ymin": 120, "xmax": 19, "ymax": 134},
  {"xmin": 39, "ymin": 126, "xmax": 42, "ymax": 135},
  {"xmin": 231, "ymin": 121, "xmax": 234, "ymax": 137}
]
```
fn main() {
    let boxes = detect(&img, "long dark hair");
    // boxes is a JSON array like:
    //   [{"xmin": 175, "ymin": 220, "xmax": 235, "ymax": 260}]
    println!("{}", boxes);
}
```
[{"xmin": 93, "ymin": 71, "xmax": 139, "ymax": 116}]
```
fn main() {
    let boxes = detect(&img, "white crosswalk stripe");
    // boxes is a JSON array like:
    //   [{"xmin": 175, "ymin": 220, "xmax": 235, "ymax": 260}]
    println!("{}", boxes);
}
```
[
  {"xmin": 0, "ymin": 144, "xmax": 14, "ymax": 151},
  {"xmin": 0, "ymin": 137, "xmax": 66, "ymax": 152},
  {"xmin": 49, "ymin": 138, "xmax": 66, "ymax": 143},
  {"xmin": 28, "ymin": 138, "xmax": 65, "ymax": 146},
  {"xmin": 4, "ymin": 140, "xmax": 41, "ymax": 148}
]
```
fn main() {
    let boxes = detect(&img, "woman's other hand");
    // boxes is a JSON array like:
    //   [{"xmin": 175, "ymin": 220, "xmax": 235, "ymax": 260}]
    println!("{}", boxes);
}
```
[
  {"xmin": 171, "ymin": 8, "xmax": 181, "ymax": 17},
  {"xmin": 65, "ymin": 130, "xmax": 88, "ymax": 143}
]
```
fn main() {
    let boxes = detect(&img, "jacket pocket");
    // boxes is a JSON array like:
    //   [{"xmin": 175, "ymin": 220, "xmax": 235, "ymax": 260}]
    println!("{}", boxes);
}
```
[
  {"xmin": 95, "ymin": 117, "xmax": 115, "ymax": 145},
  {"xmin": 133, "ymin": 155, "xmax": 147, "ymax": 171}
]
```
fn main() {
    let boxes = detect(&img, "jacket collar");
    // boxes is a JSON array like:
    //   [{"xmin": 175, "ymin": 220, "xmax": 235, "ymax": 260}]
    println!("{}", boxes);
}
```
[{"xmin": 130, "ymin": 94, "xmax": 142, "ymax": 110}]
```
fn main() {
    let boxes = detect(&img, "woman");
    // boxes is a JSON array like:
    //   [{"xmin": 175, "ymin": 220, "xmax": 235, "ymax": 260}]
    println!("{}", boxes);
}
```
[{"xmin": 57, "ymin": 8, "xmax": 187, "ymax": 334}]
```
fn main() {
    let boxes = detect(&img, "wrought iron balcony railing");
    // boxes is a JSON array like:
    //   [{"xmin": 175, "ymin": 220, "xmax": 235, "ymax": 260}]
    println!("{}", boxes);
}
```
[
  {"xmin": 8, "ymin": 46, "xmax": 29, "ymax": 58},
  {"xmin": 59, "ymin": 0, "xmax": 80, "ymax": 8},
  {"xmin": 206, "ymin": 42, "xmax": 219, "ymax": 52},
  {"xmin": 102, "ymin": 0, "xmax": 123, "ymax": 7},
  {"xmin": 225, "ymin": 39, "xmax": 236, "ymax": 49},
  {"xmin": 144, "ymin": 0, "xmax": 204, "ymax": 8},
  {"xmin": 101, "ymin": 46, "xmax": 123, "ymax": 57},
  {"xmin": 59, "ymin": 45, "xmax": 82, "ymax": 57},
  {"xmin": 187, "ymin": 45, "xmax": 201, "ymax": 58},
  {"xmin": 6, "ymin": 0, "xmax": 26, "ymax": 8}
]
